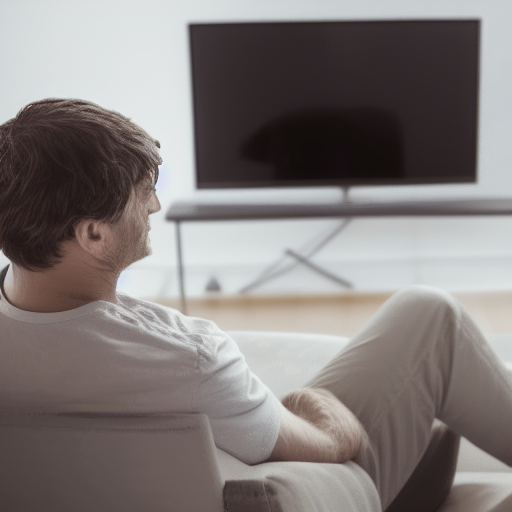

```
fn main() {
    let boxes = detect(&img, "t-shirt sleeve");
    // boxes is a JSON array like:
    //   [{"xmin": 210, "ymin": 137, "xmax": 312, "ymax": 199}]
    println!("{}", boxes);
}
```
[{"xmin": 192, "ymin": 330, "xmax": 281, "ymax": 465}]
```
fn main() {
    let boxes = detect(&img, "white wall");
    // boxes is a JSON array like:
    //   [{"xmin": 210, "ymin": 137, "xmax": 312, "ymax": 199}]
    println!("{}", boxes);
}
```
[{"xmin": 1, "ymin": 0, "xmax": 512, "ymax": 297}]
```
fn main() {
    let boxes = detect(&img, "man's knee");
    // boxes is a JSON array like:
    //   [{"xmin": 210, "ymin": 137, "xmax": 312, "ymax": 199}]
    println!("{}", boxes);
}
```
[{"xmin": 392, "ymin": 285, "xmax": 459, "ymax": 315}]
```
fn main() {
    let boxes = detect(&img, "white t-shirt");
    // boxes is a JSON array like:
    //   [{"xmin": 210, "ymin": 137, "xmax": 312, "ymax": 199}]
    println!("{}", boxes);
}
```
[{"xmin": 0, "ymin": 286, "xmax": 281, "ymax": 465}]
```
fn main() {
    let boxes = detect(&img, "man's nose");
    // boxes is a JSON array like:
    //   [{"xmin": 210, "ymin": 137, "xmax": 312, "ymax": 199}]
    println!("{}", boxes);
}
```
[{"xmin": 149, "ymin": 193, "xmax": 161, "ymax": 214}]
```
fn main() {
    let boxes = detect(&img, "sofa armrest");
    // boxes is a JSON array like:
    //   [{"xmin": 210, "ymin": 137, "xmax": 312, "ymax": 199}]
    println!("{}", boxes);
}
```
[
  {"xmin": 385, "ymin": 420, "xmax": 460, "ymax": 512},
  {"xmin": 0, "ymin": 411, "xmax": 225, "ymax": 512},
  {"xmin": 217, "ymin": 449, "xmax": 381, "ymax": 512}
]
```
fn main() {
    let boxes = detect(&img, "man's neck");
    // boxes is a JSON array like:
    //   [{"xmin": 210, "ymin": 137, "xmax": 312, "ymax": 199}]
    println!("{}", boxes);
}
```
[{"xmin": 2, "ymin": 257, "xmax": 119, "ymax": 313}]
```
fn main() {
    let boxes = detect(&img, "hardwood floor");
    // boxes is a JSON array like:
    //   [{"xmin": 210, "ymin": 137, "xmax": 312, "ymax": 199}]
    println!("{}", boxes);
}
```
[{"xmin": 152, "ymin": 290, "xmax": 512, "ymax": 336}]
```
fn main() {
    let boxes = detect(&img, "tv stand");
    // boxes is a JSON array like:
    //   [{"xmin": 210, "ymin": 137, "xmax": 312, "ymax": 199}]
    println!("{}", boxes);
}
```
[
  {"xmin": 341, "ymin": 186, "xmax": 350, "ymax": 204},
  {"xmin": 166, "ymin": 197, "xmax": 512, "ymax": 314}
]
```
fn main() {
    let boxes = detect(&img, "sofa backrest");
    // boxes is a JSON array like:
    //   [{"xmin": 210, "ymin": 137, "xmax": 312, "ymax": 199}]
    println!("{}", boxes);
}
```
[{"xmin": 0, "ymin": 411, "xmax": 224, "ymax": 512}]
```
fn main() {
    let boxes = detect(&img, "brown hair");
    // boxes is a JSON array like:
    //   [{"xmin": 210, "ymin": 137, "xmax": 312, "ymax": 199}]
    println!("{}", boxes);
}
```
[{"xmin": 0, "ymin": 98, "xmax": 161, "ymax": 270}]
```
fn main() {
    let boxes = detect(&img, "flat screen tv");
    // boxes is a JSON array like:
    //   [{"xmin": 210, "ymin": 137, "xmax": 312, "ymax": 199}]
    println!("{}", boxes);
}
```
[{"xmin": 189, "ymin": 19, "xmax": 480, "ymax": 190}]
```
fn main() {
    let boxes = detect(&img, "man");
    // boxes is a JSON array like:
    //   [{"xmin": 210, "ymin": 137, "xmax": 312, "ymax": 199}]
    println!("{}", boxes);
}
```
[{"xmin": 1, "ymin": 99, "xmax": 510, "ymax": 510}]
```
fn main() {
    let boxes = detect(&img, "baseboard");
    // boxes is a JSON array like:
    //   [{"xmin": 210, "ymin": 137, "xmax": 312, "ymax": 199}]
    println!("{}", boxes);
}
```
[{"xmin": 120, "ymin": 255, "xmax": 512, "ymax": 299}]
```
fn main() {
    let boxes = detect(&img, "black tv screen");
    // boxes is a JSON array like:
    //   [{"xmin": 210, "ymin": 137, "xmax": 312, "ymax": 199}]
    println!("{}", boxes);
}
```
[{"xmin": 189, "ymin": 19, "xmax": 480, "ymax": 189}]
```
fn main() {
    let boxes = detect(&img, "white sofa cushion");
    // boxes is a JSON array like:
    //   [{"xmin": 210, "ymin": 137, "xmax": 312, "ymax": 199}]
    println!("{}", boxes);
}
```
[
  {"xmin": 227, "ymin": 330, "xmax": 348, "ymax": 398},
  {"xmin": 438, "ymin": 473, "xmax": 512, "ymax": 512}
]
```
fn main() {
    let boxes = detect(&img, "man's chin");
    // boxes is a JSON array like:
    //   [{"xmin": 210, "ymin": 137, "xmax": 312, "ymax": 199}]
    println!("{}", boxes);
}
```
[
  {"xmin": 119, "ymin": 245, "xmax": 152, "ymax": 271},
  {"xmin": 145, "ymin": 239, "xmax": 152, "ymax": 257},
  {"xmin": 137, "ymin": 244, "xmax": 152, "ymax": 263},
  {"xmin": 134, "ymin": 245, "xmax": 151, "ymax": 264}
]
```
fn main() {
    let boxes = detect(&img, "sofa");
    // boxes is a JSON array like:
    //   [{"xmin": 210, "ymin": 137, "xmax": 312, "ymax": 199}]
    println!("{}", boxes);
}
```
[
  {"xmin": 232, "ymin": 331, "xmax": 512, "ymax": 512},
  {"xmin": 1, "ymin": 330, "xmax": 511, "ymax": 512}
]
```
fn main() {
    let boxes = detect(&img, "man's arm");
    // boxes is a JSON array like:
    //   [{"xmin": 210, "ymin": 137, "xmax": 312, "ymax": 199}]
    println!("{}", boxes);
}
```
[{"xmin": 263, "ymin": 387, "xmax": 366, "ymax": 464}]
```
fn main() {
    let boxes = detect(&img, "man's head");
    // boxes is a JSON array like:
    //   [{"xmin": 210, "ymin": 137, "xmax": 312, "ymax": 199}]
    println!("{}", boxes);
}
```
[{"xmin": 0, "ymin": 98, "xmax": 162, "ymax": 272}]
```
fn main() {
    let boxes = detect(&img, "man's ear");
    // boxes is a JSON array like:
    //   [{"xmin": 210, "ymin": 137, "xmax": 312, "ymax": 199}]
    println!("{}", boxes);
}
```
[
  {"xmin": 74, "ymin": 219, "xmax": 109, "ymax": 257},
  {"xmin": 87, "ymin": 223, "xmax": 101, "ymax": 241}
]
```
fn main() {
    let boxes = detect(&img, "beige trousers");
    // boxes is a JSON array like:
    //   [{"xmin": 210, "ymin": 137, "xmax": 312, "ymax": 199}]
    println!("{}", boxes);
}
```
[{"xmin": 306, "ymin": 285, "xmax": 512, "ymax": 510}]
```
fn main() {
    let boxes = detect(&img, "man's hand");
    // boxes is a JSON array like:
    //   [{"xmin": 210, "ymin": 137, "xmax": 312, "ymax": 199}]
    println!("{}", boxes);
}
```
[
  {"xmin": 264, "ymin": 387, "xmax": 367, "ymax": 464},
  {"xmin": 281, "ymin": 387, "xmax": 365, "ymax": 463}
]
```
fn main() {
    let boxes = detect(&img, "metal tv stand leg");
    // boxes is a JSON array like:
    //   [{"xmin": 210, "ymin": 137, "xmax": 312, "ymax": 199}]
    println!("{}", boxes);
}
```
[
  {"xmin": 175, "ymin": 221, "xmax": 188, "ymax": 315},
  {"xmin": 239, "ymin": 217, "xmax": 354, "ymax": 294},
  {"xmin": 285, "ymin": 248, "xmax": 353, "ymax": 288},
  {"xmin": 240, "ymin": 186, "xmax": 354, "ymax": 294}
]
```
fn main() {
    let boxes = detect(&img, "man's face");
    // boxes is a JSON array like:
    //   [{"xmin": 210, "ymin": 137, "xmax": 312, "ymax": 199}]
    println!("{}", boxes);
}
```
[{"xmin": 103, "ymin": 176, "xmax": 161, "ymax": 272}]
